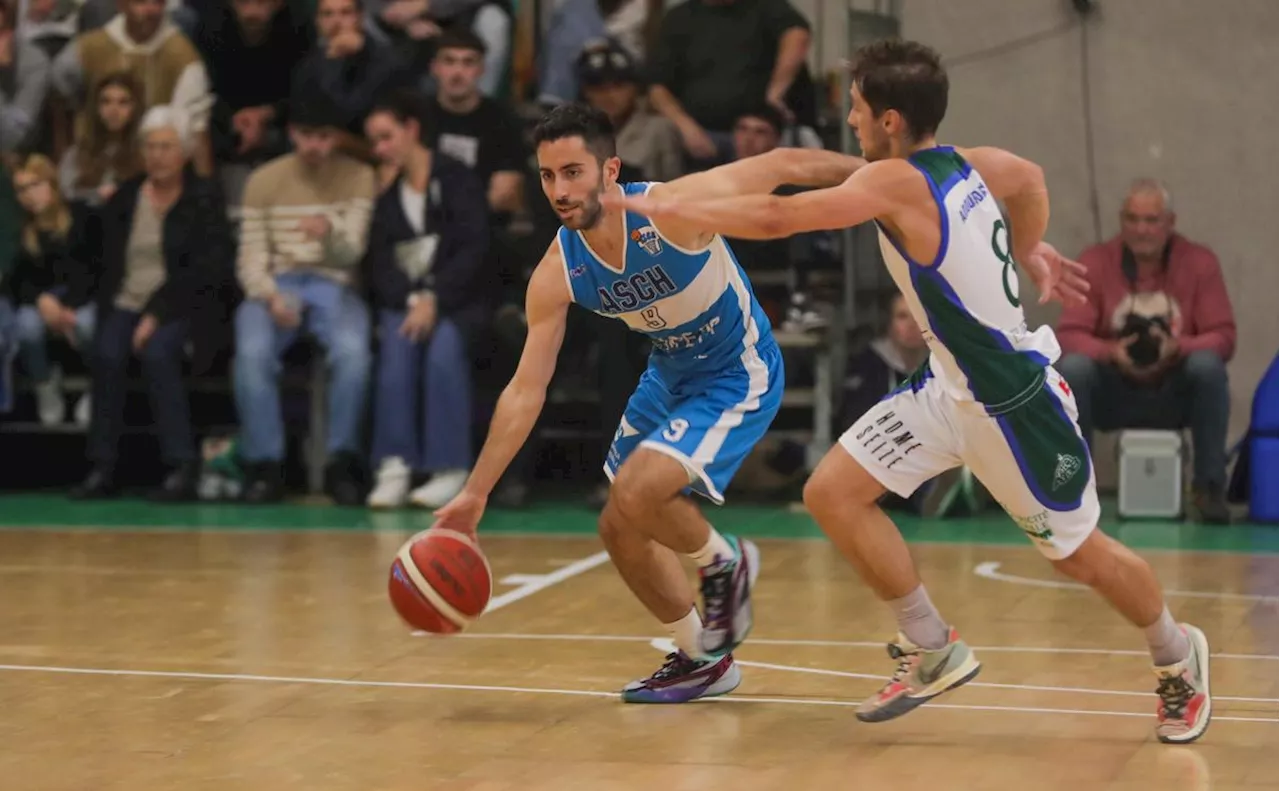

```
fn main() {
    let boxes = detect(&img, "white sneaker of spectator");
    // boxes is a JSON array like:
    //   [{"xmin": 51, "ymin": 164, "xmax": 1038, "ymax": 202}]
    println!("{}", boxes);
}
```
[
  {"xmin": 74, "ymin": 392, "xmax": 91, "ymax": 427},
  {"xmin": 409, "ymin": 469, "xmax": 470, "ymax": 510},
  {"xmin": 34, "ymin": 366, "xmax": 65, "ymax": 426},
  {"xmin": 367, "ymin": 457, "xmax": 412, "ymax": 509}
]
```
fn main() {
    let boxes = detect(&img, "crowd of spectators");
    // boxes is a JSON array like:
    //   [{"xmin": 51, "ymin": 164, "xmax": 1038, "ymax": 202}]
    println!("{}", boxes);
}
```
[{"xmin": 0, "ymin": 0, "xmax": 1239, "ymax": 522}]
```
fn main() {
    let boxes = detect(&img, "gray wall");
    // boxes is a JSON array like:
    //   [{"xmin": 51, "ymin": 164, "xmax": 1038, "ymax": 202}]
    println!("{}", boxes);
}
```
[{"xmin": 793, "ymin": 0, "xmax": 1278, "ymax": 440}]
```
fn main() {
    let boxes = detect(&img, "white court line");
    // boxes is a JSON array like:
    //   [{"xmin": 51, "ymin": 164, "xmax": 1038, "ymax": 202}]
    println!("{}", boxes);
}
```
[
  {"xmin": 0, "ymin": 663, "xmax": 1273, "ymax": 724},
  {"xmin": 407, "ymin": 550, "xmax": 611, "ymax": 635},
  {"xmin": 647, "ymin": 638, "xmax": 1278, "ymax": 705},
  {"xmin": 452, "ymin": 632, "xmax": 1280, "ymax": 662},
  {"xmin": 974, "ymin": 561, "xmax": 1279, "ymax": 602}
]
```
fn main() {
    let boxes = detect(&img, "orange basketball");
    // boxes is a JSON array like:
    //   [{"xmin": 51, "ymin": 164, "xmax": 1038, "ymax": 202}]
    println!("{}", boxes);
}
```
[{"xmin": 388, "ymin": 529, "xmax": 492, "ymax": 634}]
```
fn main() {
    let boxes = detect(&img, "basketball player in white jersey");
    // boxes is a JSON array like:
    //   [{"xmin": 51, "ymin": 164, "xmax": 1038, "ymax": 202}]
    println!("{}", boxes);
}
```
[{"xmin": 612, "ymin": 39, "xmax": 1212, "ymax": 743}]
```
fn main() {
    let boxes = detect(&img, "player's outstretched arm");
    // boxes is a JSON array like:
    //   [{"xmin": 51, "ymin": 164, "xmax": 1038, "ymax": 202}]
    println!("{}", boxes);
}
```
[
  {"xmin": 433, "ymin": 243, "xmax": 571, "ymax": 535},
  {"xmin": 661, "ymin": 147, "xmax": 869, "ymax": 202},
  {"xmin": 607, "ymin": 160, "xmax": 902, "ymax": 241},
  {"xmin": 632, "ymin": 148, "xmax": 867, "ymax": 248}
]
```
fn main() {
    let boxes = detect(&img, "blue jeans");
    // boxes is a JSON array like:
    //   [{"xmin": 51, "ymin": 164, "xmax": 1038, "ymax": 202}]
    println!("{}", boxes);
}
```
[
  {"xmin": 536, "ymin": 0, "xmax": 606, "ymax": 104},
  {"xmin": 1057, "ymin": 350, "xmax": 1231, "ymax": 489},
  {"xmin": 371, "ymin": 311, "xmax": 472, "ymax": 471},
  {"xmin": 89, "ymin": 308, "xmax": 194, "ymax": 467},
  {"xmin": 13, "ymin": 302, "xmax": 97, "ymax": 383},
  {"xmin": 233, "ymin": 273, "xmax": 372, "ymax": 462}
]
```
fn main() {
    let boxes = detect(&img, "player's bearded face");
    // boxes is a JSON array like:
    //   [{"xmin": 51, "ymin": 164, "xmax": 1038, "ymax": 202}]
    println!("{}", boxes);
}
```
[{"xmin": 551, "ymin": 166, "xmax": 605, "ymax": 230}]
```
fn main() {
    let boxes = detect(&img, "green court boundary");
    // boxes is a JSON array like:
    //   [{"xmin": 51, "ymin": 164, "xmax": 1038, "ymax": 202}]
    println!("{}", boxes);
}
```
[{"xmin": 0, "ymin": 494, "xmax": 1273, "ymax": 555}]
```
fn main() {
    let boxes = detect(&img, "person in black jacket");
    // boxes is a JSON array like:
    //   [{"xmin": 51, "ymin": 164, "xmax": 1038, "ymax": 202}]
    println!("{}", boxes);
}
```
[
  {"xmin": 361, "ymin": 90, "xmax": 490, "ymax": 509},
  {"xmin": 7, "ymin": 154, "xmax": 99, "ymax": 426},
  {"xmin": 73, "ymin": 105, "xmax": 237, "ymax": 502}
]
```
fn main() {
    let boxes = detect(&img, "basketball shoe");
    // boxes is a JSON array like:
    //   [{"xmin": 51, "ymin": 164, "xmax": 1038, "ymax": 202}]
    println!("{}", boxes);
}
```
[
  {"xmin": 621, "ymin": 651, "xmax": 740, "ymax": 704},
  {"xmin": 1153, "ymin": 623, "xmax": 1213, "ymax": 744},
  {"xmin": 856, "ymin": 628, "xmax": 982, "ymax": 723},
  {"xmin": 698, "ymin": 536, "xmax": 761, "ymax": 658}
]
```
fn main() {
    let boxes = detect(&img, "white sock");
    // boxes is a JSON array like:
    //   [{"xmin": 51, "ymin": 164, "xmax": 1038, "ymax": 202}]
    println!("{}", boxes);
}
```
[
  {"xmin": 688, "ymin": 527, "xmax": 735, "ymax": 568},
  {"xmin": 664, "ymin": 606, "xmax": 705, "ymax": 658}
]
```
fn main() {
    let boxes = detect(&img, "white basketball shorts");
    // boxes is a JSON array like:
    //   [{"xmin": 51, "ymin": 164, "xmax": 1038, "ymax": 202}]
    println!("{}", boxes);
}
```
[{"xmin": 839, "ymin": 365, "xmax": 1101, "ymax": 559}]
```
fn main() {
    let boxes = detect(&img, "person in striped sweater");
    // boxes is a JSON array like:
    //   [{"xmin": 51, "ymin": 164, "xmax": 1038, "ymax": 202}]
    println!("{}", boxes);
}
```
[{"xmin": 233, "ymin": 90, "xmax": 377, "ymax": 505}]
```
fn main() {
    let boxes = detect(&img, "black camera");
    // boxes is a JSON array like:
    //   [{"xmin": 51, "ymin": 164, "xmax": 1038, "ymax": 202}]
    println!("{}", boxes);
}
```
[{"xmin": 1119, "ymin": 314, "xmax": 1170, "ymax": 367}]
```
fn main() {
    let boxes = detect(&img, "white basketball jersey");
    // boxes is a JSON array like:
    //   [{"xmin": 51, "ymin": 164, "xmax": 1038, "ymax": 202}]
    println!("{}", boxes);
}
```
[{"xmin": 874, "ymin": 146, "xmax": 1061, "ymax": 414}]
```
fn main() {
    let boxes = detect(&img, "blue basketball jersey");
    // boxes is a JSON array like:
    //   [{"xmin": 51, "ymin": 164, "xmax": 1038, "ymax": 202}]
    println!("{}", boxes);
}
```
[{"xmin": 558, "ymin": 182, "xmax": 775, "ymax": 376}]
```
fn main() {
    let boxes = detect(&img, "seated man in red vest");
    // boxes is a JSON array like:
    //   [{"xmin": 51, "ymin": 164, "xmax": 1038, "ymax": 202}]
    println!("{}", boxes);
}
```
[{"xmin": 1056, "ymin": 179, "xmax": 1236, "ymax": 523}]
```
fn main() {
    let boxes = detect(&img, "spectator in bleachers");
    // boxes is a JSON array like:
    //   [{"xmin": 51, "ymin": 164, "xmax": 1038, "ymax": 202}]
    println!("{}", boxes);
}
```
[
  {"xmin": 362, "ymin": 90, "xmax": 489, "ymax": 508},
  {"xmin": 0, "ymin": 0, "xmax": 52, "ymax": 154},
  {"xmin": 1056, "ymin": 179, "xmax": 1236, "ymax": 523},
  {"xmin": 0, "ymin": 156, "xmax": 17, "ymax": 413},
  {"xmin": 438, "ymin": 0, "xmax": 509, "ymax": 98},
  {"xmin": 424, "ymin": 28, "xmax": 523, "ymax": 218},
  {"xmin": 233, "ymin": 90, "xmax": 376, "ymax": 505},
  {"xmin": 51, "ymin": 0, "xmax": 214, "ymax": 175},
  {"xmin": 576, "ymin": 38, "xmax": 680, "ymax": 182},
  {"xmin": 838, "ymin": 290, "xmax": 926, "ymax": 432},
  {"xmin": 291, "ymin": 0, "xmax": 404, "ymax": 143},
  {"xmin": 74, "ymin": 105, "xmax": 234, "ymax": 501},
  {"xmin": 196, "ymin": 0, "xmax": 313, "ymax": 171},
  {"xmin": 7, "ymin": 153, "xmax": 96, "ymax": 426},
  {"xmin": 57, "ymin": 71, "xmax": 143, "ymax": 207},
  {"xmin": 537, "ymin": 0, "xmax": 654, "ymax": 106},
  {"xmin": 647, "ymin": 0, "xmax": 810, "ymax": 169},
  {"xmin": 15, "ymin": 0, "xmax": 80, "ymax": 59}
]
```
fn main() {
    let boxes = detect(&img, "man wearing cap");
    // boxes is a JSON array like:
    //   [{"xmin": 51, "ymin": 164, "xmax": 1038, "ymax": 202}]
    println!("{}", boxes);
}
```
[{"xmin": 577, "ymin": 38, "xmax": 682, "ymax": 183}]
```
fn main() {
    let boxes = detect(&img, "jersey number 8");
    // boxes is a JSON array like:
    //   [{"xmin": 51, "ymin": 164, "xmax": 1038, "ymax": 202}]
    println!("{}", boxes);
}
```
[
  {"xmin": 990, "ymin": 219, "xmax": 1021, "ymax": 309},
  {"xmin": 640, "ymin": 305, "xmax": 667, "ymax": 329}
]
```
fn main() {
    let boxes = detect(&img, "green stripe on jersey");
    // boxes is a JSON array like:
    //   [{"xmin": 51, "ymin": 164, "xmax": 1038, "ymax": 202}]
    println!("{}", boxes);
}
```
[{"xmin": 913, "ymin": 270, "xmax": 1046, "ymax": 412}]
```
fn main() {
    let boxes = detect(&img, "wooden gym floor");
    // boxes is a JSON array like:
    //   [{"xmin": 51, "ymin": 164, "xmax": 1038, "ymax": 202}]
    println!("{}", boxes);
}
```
[{"xmin": 0, "ymin": 494, "xmax": 1274, "ymax": 790}]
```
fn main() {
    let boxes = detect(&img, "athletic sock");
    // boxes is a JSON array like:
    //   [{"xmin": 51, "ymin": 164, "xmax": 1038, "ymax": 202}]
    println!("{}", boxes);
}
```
[
  {"xmin": 887, "ymin": 584, "xmax": 950, "ymax": 650},
  {"xmin": 665, "ymin": 606, "xmax": 705, "ymax": 659},
  {"xmin": 1145, "ymin": 606, "xmax": 1191, "ymax": 667},
  {"xmin": 688, "ymin": 527, "xmax": 736, "ymax": 568}
]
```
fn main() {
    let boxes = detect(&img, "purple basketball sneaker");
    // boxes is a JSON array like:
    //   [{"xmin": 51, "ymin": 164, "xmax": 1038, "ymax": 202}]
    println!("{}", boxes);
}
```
[
  {"xmin": 698, "ymin": 535, "xmax": 761, "ymax": 658},
  {"xmin": 621, "ymin": 652, "xmax": 741, "ymax": 704}
]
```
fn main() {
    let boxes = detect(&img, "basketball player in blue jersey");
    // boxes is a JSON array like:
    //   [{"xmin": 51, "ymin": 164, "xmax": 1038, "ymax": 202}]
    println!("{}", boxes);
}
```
[
  {"xmin": 614, "ymin": 40, "xmax": 1213, "ymax": 743},
  {"xmin": 434, "ymin": 104, "xmax": 867, "ymax": 702}
]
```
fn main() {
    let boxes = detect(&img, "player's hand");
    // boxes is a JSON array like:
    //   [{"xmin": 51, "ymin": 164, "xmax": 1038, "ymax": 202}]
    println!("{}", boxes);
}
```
[
  {"xmin": 1023, "ymin": 242, "xmax": 1090, "ymax": 306},
  {"xmin": 433, "ymin": 488, "xmax": 486, "ymax": 539}
]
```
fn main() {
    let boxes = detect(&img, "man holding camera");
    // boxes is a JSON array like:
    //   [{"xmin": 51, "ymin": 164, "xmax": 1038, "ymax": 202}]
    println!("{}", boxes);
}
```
[{"xmin": 1057, "ymin": 179, "xmax": 1236, "ymax": 523}]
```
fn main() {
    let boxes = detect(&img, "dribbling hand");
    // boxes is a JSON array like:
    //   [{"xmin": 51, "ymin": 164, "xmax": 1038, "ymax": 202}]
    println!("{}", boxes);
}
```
[
  {"xmin": 1024, "ymin": 242, "xmax": 1090, "ymax": 307},
  {"xmin": 433, "ymin": 489, "xmax": 486, "ymax": 540}
]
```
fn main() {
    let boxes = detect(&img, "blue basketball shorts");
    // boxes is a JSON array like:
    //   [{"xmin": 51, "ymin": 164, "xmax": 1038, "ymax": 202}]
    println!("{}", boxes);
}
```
[{"xmin": 604, "ymin": 340, "xmax": 784, "ymax": 504}]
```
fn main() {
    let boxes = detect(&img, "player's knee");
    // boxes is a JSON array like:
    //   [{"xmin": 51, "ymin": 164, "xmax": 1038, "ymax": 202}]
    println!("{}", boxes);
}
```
[
  {"xmin": 803, "ymin": 450, "xmax": 880, "ymax": 519},
  {"xmin": 1049, "ymin": 529, "xmax": 1105, "ymax": 585},
  {"xmin": 603, "ymin": 476, "xmax": 649, "ymax": 527}
]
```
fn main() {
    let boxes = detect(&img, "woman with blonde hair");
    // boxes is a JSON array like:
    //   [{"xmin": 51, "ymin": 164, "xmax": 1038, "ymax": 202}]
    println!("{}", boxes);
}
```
[
  {"xmin": 58, "ymin": 71, "xmax": 145, "ymax": 207},
  {"xmin": 4, "ymin": 153, "xmax": 97, "ymax": 425}
]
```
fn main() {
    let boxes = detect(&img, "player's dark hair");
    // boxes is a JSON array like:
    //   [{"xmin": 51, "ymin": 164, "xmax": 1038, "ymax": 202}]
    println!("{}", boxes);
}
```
[
  {"xmin": 369, "ymin": 88, "xmax": 428, "ymax": 129},
  {"xmin": 849, "ymin": 39, "xmax": 948, "ymax": 141},
  {"xmin": 531, "ymin": 103, "xmax": 617, "ymax": 164}
]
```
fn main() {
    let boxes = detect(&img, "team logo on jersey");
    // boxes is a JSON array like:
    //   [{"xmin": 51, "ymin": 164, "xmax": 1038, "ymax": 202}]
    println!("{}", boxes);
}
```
[
  {"xmin": 630, "ymin": 225, "xmax": 663, "ymax": 256},
  {"xmin": 1052, "ymin": 453, "xmax": 1082, "ymax": 491}
]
